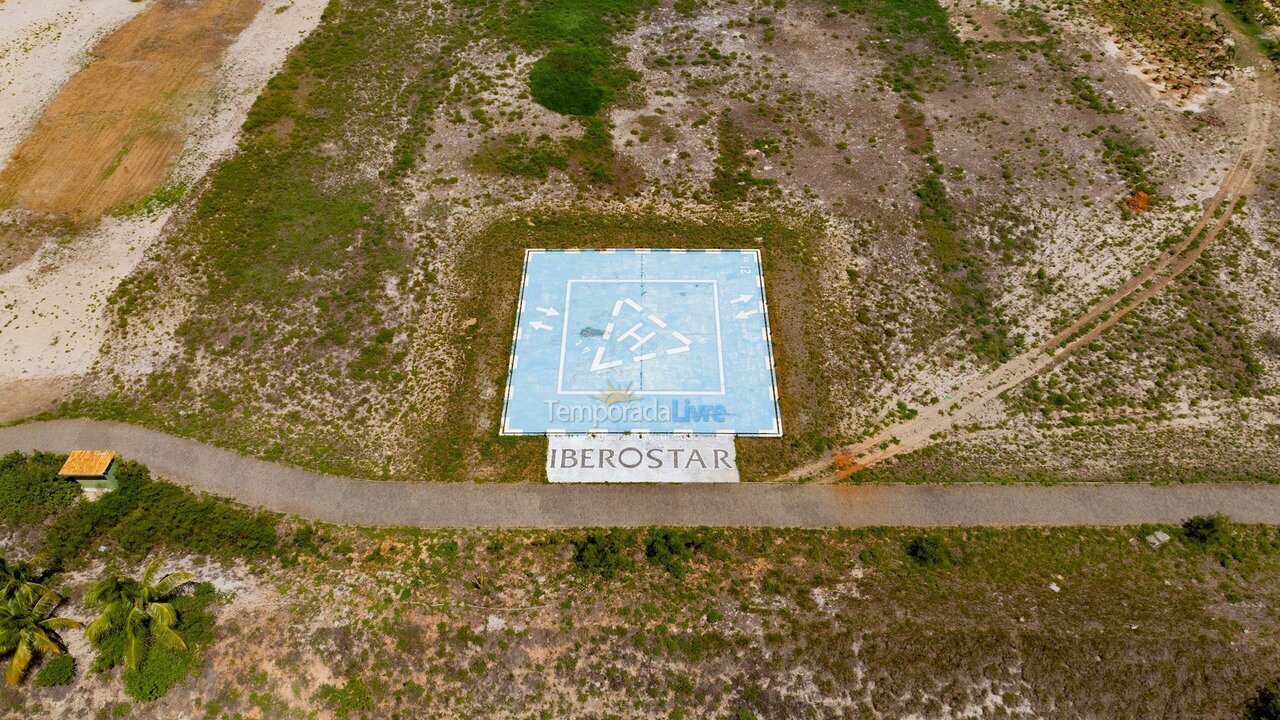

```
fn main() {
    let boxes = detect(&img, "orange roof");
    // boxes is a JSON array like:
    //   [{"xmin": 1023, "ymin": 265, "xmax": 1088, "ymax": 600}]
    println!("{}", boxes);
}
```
[{"xmin": 58, "ymin": 450, "xmax": 116, "ymax": 477}]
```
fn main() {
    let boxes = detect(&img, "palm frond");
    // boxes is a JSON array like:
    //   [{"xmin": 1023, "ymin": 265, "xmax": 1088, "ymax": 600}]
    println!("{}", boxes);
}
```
[
  {"xmin": 125, "ymin": 628, "xmax": 147, "ymax": 672},
  {"xmin": 146, "ymin": 602, "xmax": 178, "ymax": 630},
  {"xmin": 141, "ymin": 558, "xmax": 165, "ymax": 590},
  {"xmin": 43, "ymin": 617, "xmax": 82, "ymax": 632},
  {"xmin": 4, "ymin": 640, "xmax": 30, "ymax": 686},
  {"xmin": 85, "ymin": 611, "xmax": 116, "ymax": 643},
  {"xmin": 85, "ymin": 578, "xmax": 118, "ymax": 608},
  {"xmin": 150, "ymin": 623, "xmax": 187, "ymax": 652},
  {"xmin": 28, "ymin": 629, "xmax": 61, "ymax": 656},
  {"xmin": 151, "ymin": 571, "xmax": 195, "ymax": 598},
  {"xmin": 31, "ymin": 590, "xmax": 61, "ymax": 619}
]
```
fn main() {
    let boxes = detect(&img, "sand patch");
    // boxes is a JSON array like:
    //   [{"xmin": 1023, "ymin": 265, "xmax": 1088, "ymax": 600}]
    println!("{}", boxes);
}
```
[
  {"xmin": 0, "ymin": 0, "xmax": 149, "ymax": 164},
  {"xmin": 0, "ymin": 0, "xmax": 261, "ymax": 226},
  {"xmin": 0, "ymin": 0, "xmax": 326, "ymax": 397}
]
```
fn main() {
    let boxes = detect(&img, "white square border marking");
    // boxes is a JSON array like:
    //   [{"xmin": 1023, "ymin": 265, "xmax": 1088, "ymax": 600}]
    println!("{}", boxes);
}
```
[{"xmin": 501, "ymin": 248, "xmax": 782, "ymax": 437}]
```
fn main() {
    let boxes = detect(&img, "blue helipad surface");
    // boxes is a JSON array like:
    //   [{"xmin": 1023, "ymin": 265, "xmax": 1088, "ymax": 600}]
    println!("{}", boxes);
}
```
[{"xmin": 502, "ymin": 249, "xmax": 781, "ymax": 436}]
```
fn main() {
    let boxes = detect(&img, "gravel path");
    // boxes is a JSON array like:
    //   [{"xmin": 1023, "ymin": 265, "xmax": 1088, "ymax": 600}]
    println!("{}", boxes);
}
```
[{"xmin": 3, "ymin": 420, "xmax": 1279, "ymax": 527}]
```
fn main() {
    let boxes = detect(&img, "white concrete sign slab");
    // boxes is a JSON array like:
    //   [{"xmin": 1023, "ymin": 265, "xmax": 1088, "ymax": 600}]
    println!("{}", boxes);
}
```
[{"xmin": 547, "ymin": 435, "xmax": 739, "ymax": 483}]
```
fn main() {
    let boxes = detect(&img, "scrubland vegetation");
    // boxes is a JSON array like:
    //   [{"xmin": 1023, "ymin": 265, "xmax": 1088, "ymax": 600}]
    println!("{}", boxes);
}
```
[
  {"xmin": 39, "ymin": 0, "xmax": 1271, "ymax": 485},
  {"xmin": 3, "ymin": 454, "xmax": 1280, "ymax": 717}
]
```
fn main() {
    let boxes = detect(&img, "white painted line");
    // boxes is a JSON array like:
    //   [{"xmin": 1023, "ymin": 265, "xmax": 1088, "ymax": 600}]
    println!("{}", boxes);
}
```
[
  {"xmin": 646, "ymin": 313, "xmax": 668, "ymax": 328},
  {"xmin": 590, "ymin": 347, "xmax": 623, "ymax": 371},
  {"xmin": 633, "ymin": 352, "xmax": 658, "ymax": 362},
  {"xmin": 671, "ymin": 331, "xmax": 692, "ymax": 345},
  {"xmin": 603, "ymin": 322, "xmax": 614, "ymax": 340},
  {"xmin": 623, "ymin": 298, "xmax": 644, "ymax": 312},
  {"xmin": 665, "ymin": 346, "xmax": 690, "ymax": 356},
  {"xmin": 555, "ymin": 282, "xmax": 573, "ymax": 394},
  {"xmin": 712, "ymin": 281, "xmax": 726, "ymax": 394},
  {"xmin": 629, "ymin": 333, "xmax": 655, "ymax": 351},
  {"xmin": 612, "ymin": 300, "xmax": 624, "ymax": 317}
]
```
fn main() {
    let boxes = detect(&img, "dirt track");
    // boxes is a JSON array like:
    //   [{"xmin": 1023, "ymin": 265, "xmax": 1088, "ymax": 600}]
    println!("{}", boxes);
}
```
[
  {"xmin": 0, "ymin": 0, "xmax": 261, "ymax": 230},
  {"xmin": 780, "ymin": 24, "xmax": 1277, "ymax": 482}
]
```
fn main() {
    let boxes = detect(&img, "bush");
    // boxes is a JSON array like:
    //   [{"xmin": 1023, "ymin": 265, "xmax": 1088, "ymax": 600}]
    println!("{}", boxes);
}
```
[
  {"xmin": 644, "ymin": 529, "xmax": 706, "ymax": 579},
  {"xmin": 1247, "ymin": 680, "xmax": 1280, "ymax": 720},
  {"xmin": 1182, "ymin": 514, "xmax": 1230, "ymax": 544},
  {"xmin": 906, "ymin": 534, "xmax": 950, "ymax": 566},
  {"xmin": 33, "ymin": 655, "xmax": 75, "ymax": 687},
  {"xmin": 0, "ymin": 451, "xmax": 80, "ymax": 526},
  {"xmin": 571, "ymin": 530, "xmax": 631, "ymax": 578},
  {"xmin": 124, "ymin": 646, "xmax": 195, "ymax": 702},
  {"xmin": 40, "ymin": 460, "xmax": 276, "ymax": 565},
  {"xmin": 529, "ymin": 46, "xmax": 616, "ymax": 116},
  {"xmin": 316, "ymin": 675, "xmax": 374, "ymax": 720}
]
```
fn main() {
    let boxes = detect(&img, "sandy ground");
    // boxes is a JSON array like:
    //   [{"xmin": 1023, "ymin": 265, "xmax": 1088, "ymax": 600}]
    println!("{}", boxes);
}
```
[
  {"xmin": 0, "ymin": 0, "xmax": 263, "ymax": 223},
  {"xmin": 0, "ymin": 0, "xmax": 327, "ymax": 402},
  {"xmin": 0, "ymin": 0, "xmax": 147, "ymax": 165}
]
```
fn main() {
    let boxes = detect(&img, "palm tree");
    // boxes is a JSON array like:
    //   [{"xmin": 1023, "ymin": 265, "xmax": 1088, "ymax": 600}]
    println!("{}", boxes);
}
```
[
  {"xmin": 0, "ymin": 558, "xmax": 48, "ymax": 603},
  {"xmin": 85, "ymin": 558, "xmax": 193, "ymax": 671},
  {"xmin": 0, "ymin": 590, "xmax": 81, "ymax": 685}
]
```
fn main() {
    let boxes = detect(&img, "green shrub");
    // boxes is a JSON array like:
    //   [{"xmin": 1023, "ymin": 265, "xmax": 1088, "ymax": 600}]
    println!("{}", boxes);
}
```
[
  {"xmin": 710, "ymin": 111, "xmax": 777, "ymax": 201},
  {"xmin": 571, "ymin": 530, "xmax": 631, "ymax": 577},
  {"xmin": 644, "ymin": 529, "xmax": 706, "ymax": 578},
  {"xmin": 39, "ymin": 460, "xmax": 276, "ymax": 565},
  {"xmin": 33, "ymin": 655, "xmax": 75, "ymax": 687},
  {"xmin": 1182, "ymin": 513, "xmax": 1230, "ymax": 545},
  {"xmin": 316, "ymin": 675, "xmax": 374, "ymax": 719},
  {"xmin": 906, "ymin": 534, "xmax": 950, "ymax": 566},
  {"xmin": 0, "ymin": 451, "xmax": 80, "ymax": 526},
  {"xmin": 529, "ymin": 46, "xmax": 619, "ymax": 116},
  {"xmin": 123, "ymin": 646, "xmax": 195, "ymax": 701},
  {"xmin": 1248, "ymin": 679, "xmax": 1280, "ymax": 720},
  {"xmin": 513, "ymin": 0, "xmax": 649, "ymax": 48}
]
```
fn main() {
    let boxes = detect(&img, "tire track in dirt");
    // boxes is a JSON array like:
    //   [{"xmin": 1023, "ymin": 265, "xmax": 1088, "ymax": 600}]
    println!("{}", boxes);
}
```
[
  {"xmin": 780, "ymin": 42, "xmax": 1276, "ymax": 483},
  {"xmin": 0, "ymin": 0, "xmax": 261, "ymax": 233}
]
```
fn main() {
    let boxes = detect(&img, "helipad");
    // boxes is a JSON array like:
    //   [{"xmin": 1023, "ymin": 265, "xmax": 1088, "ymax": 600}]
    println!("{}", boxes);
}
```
[{"xmin": 502, "ymin": 249, "xmax": 781, "ymax": 436}]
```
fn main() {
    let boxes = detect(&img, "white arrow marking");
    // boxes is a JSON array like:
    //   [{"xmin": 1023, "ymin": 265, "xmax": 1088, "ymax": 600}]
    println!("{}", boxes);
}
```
[
  {"xmin": 734, "ymin": 308, "xmax": 760, "ymax": 320},
  {"xmin": 536, "ymin": 306, "xmax": 560, "ymax": 317},
  {"xmin": 530, "ymin": 321, "xmax": 554, "ymax": 331},
  {"xmin": 729, "ymin": 294, "xmax": 753, "ymax": 304}
]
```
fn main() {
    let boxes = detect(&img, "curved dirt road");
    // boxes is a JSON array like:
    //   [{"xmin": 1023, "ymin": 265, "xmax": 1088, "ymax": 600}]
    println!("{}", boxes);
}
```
[
  {"xmin": 3, "ymin": 419, "xmax": 1280, "ymax": 527},
  {"xmin": 781, "ymin": 31, "xmax": 1277, "ymax": 483}
]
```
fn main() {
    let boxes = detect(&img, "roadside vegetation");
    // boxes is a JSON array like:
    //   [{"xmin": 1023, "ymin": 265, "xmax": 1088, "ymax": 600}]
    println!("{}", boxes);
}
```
[
  {"xmin": 0, "ymin": 453, "xmax": 262, "ymax": 702},
  {"xmin": 2, "ymin": 454, "xmax": 1280, "ymax": 717}
]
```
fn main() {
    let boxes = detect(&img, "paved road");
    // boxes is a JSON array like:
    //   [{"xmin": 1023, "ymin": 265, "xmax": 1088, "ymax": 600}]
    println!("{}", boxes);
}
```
[{"xmin": 2, "ymin": 419, "xmax": 1279, "ymax": 527}]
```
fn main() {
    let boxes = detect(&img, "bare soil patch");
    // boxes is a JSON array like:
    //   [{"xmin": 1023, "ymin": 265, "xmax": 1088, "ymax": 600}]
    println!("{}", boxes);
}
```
[{"xmin": 0, "ymin": 0, "xmax": 261, "ymax": 231}]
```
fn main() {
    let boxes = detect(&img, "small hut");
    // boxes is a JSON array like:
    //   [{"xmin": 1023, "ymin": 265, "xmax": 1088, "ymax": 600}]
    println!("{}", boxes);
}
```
[{"xmin": 58, "ymin": 450, "xmax": 119, "ymax": 494}]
